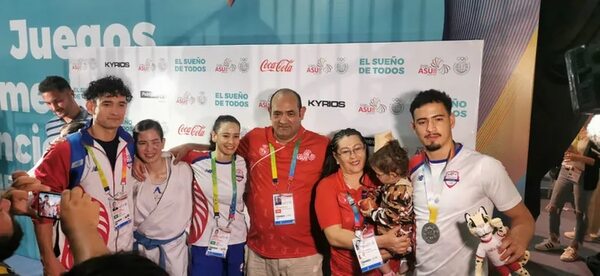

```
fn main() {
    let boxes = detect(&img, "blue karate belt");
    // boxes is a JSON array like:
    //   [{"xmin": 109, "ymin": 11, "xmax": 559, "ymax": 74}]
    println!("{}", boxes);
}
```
[{"xmin": 133, "ymin": 230, "xmax": 186, "ymax": 269}]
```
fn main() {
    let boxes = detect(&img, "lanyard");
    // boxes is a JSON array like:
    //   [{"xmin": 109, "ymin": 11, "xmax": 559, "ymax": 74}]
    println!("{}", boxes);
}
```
[
  {"xmin": 422, "ymin": 144, "xmax": 454, "ymax": 224},
  {"xmin": 340, "ymin": 171, "xmax": 363, "ymax": 237},
  {"xmin": 345, "ymin": 193, "xmax": 363, "ymax": 234},
  {"xmin": 85, "ymin": 145, "xmax": 127, "ymax": 198},
  {"xmin": 268, "ymin": 139, "xmax": 301, "ymax": 190},
  {"xmin": 211, "ymin": 151, "xmax": 237, "ymax": 227}
]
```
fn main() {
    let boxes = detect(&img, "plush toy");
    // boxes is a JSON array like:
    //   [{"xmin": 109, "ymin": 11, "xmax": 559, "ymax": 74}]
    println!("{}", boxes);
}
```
[{"xmin": 464, "ymin": 206, "xmax": 530, "ymax": 276}]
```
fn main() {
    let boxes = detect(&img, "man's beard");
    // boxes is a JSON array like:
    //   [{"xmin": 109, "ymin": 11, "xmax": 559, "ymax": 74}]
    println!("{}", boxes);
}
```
[{"xmin": 425, "ymin": 143, "xmax": 442, "ymax": 152}]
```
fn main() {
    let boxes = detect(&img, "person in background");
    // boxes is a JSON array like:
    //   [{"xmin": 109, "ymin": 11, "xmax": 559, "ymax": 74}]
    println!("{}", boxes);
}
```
[
  {"xmin": 535, "ymin": 119, "xmax": 600, "ymax": 262},
  {"xmin": 38, "ymin": 76, "xmax": 91, "ymax": 142}
]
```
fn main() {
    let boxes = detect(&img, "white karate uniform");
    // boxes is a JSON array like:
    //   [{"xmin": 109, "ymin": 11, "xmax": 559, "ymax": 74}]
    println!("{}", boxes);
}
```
[{"xmin": 133, "ymin": 155, "xmax": 193, "ymax": 276}]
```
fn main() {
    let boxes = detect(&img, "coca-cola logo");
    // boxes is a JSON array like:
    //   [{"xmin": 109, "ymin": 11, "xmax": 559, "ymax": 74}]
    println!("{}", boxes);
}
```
[
  {"xmin": 260, "ymin": 59, "xmax": 294, "ymax": 72},
  {"xmin": 177, "ymin": 124, "xmax": 206, "ymax": 136}
]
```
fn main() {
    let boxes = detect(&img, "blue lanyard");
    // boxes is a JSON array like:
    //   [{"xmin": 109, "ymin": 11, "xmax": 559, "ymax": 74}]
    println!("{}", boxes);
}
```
[{"xmin": 345, "ymin": 193, "xmax": 362, "ymax": 231}]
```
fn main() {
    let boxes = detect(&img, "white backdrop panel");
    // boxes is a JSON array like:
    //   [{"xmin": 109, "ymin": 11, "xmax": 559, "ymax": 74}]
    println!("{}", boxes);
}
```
[{"xmin": 68, "ymin": 41, "xmax": 483, "ymax": 154}]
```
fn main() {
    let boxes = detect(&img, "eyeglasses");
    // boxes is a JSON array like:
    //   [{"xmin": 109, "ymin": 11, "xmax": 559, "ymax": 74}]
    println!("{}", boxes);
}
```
[{"xmin": 336, "ymin": 144, "xmax": 366, "ymax": 158}]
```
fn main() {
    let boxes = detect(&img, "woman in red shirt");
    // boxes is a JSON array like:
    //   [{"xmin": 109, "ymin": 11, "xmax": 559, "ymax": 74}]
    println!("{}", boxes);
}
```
[{"xmin": 315, "ymin": 128, "xmax": 410, "ymax": 275}]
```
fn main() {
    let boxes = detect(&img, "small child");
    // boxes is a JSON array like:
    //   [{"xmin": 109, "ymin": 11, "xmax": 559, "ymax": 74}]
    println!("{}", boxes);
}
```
[{"xmin": 359, "ymin": 131, "xmax": 415, "ymax": 276}]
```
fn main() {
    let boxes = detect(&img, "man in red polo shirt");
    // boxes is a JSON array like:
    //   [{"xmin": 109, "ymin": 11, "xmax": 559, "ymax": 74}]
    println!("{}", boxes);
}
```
[
  {"xmin": 157, "ymin": 88, "xmax": 329, "ymax": 275},
  {"xmin": 238, "ymin": 89, "xmax": 328, "ymax": 275}
]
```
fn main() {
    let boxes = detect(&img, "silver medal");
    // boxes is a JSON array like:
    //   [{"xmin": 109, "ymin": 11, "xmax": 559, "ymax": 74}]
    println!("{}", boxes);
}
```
[{"xmin": 422, "ymin": 222, "xmax": 440, "ymax": 244}]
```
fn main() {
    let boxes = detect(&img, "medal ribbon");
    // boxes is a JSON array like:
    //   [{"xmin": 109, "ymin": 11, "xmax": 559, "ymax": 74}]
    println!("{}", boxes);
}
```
[
  {"xmin": 268, "ymin": 139, "xmax": 301, "ymax": 190},
  {"xmin": 85, "ymin": 145, "xmax": 127, "ymax": 198},
  {"xmin": 211, "ymin": 151, "xmax": 238, "ymax": 227},
  {"xmin": 422, "ymin": 144, "xmax": 455, "ymax": 224}
]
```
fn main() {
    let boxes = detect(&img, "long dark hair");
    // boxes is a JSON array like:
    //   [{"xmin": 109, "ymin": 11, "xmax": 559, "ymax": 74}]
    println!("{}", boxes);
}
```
[
  {"xmin": 320, "ymin": 128, "xmax": 373, "ymax": 185},
  {"xmin": 209, "ymin": 115, "xmax": 241, "ymax": 151}
]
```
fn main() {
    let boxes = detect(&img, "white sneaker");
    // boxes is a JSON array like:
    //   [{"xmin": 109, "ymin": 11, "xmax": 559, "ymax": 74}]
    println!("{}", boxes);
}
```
[
  {"xmin": 535, "ymin": 238, "xmax": 562, "ymax": 251},
  {"xmin": 564, "ymin": 231, "xmax": 575, "ymax": 239},
  {"xmin": 560, "ymin": 246, "xmax": 579, "ymax": 262},
  {"xmin": 563, "ymin": 231, "xmax": 600, "ymax": 242}
]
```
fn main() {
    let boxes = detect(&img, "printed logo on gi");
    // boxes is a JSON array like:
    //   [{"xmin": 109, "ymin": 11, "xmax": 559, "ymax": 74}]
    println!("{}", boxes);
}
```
[
  {"xmin": 260, "ymin": 59, "xmax": 294, "ymax": 72},
  {"xmin": 418, "ymin": 57, "xmax": 451, "ymax": 76},
  {"xmin": 71, "ymin": 58, "xmax": 97, "ymax": 71},
  {"xmin": 138, "ymin": 58, "xmax": 167, "ymax": 72},
  {"xmin": 297, "ymin": 149, "xmax": 316, "ymax": 161},
  {"xmin": 306, "ymin": 58, "xmax": 333, "ymax": 74},
  {"xmin": 444, "ymin": 171, "xmax": 460, "ymax": 187},
  {"xmin": 358, "ymin": 98, "xmax": 387, "ymax": 113},
  {"xmin": 176, "ymin": 91, "xmax": 207, "ymax": 106},
  {"xmin": 417, "ymin": 174, "xmax": 424, "ymax": 181},
  {"xmin": 174, "ymin": 57, "xmax": 207, "ymax": 72},
  {"xmin": 453, "ymin": 57, "xmax": 470, "ymax": 75}
]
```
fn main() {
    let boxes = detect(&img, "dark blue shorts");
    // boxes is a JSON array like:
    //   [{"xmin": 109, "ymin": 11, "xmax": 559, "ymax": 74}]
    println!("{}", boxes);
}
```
[{"xmin": 190, "ymin": 242, "xmax": 245, "ymax": 276}]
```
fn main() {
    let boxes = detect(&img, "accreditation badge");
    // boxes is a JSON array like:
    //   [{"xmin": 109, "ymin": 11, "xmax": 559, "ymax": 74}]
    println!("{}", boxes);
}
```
[
  {"xmin": 273, "ymin": 193, "xmax": 295, "ymax": 225},
  {"xmin": 206, "ymin": 227, "xmax": 231, "ymax": 258},
  {"xmin": 352, "ymin": 228, "xmax": 383, "ymax": 272},
  {"xmin": 111, "ymin": 195, "xmax": 131, "ymax": 230}
]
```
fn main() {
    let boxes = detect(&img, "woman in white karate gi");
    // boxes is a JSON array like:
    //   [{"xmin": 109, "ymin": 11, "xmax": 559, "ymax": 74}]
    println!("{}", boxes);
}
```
[{"xmin": 132, "ymin": 119, "xmax": 193, "ymax": 276}]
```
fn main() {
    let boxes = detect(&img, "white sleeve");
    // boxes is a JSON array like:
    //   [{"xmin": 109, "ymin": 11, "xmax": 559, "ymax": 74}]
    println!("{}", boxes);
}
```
[{"xmin": 480, "ymin": 156, "xmax": 522, "ymax": 212}]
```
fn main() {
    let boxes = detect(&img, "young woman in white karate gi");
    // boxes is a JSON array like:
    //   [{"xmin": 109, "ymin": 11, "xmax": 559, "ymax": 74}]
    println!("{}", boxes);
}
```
[{"xmin": 132, "ymin": 119, "xmax": 193, "ymax": 276}]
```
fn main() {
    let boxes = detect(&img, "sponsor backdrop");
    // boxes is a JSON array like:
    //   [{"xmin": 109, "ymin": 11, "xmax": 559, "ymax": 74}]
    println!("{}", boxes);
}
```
[
  {"xmin": 67, "ymin": 42, "xmax": 482, "ymax": 153},
  {"xmin": 0, "ymin": 0, "xmax": 539, "ymax": 267}
]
